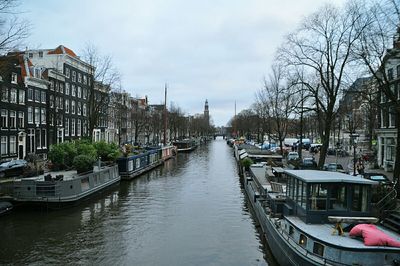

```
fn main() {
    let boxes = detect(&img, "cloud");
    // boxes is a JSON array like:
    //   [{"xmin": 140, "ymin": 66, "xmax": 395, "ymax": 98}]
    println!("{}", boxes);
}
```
[{"xmin": 21, "ymin": 0, "xmax": 346, "ymax": 126}]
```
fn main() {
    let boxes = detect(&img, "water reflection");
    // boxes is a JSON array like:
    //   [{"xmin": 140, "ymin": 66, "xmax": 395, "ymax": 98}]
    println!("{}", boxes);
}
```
[{"xmin": 0, "ymin": 139, "xmax": 268, "ymax": 265}]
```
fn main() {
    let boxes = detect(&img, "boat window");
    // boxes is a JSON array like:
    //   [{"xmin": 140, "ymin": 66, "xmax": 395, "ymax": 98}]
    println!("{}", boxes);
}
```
[
  {"xmin": 313, "ymin": 242, "xmax": 324, "ymax": 256},
  {"xmin": 300, "ymin": 181, "xmax": 306, "ymax": 209},
  {"xmin": 294, "ymin": 179, "xmax": 298, "ymax": 203},
  {"xmin": 329, "ymin": 184, "xmax": 347, "ymax": 211},
  {"xmin": 299, "ymin": 234, "xmax": 307, "ymax": 247},
  {"xmin": 289, "ymin": 226, "xmax": 294, "ymax": 236},
  {"xmin": 287, "ymin": 176, "xmax": 293, "ymax": 198},
  {"xmin": 309, "ymin": 184, "xmax": 328, "ymax": 211},
  {"xmin": 351, "ymin": 185, "xmax": 368, "ymax": 212}
]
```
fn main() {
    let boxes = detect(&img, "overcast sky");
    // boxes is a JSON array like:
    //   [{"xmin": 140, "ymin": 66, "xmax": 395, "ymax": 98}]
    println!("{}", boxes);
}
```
[{"xmin": 21, "ymin": 0, "xmax": 346, "ymax": 126}]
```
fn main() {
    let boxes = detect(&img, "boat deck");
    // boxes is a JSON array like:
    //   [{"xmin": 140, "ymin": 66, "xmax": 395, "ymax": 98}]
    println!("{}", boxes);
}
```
[
  {"xmin": 286, "ymin": 216, "xmax": 400, "ymax": 250},
  {"xmin": 250, "ymin": 164, "xmax": 286, "ymax": 197},
  {"xmin": 15, "ymin": 166, "xmax": 105, "ymax": 182}
]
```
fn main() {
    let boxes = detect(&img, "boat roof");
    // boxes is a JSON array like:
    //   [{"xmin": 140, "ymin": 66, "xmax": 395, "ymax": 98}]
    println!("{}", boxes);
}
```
[{"xmin": 284, "ymin": 170, "xmax": 378, "ymax": 185}]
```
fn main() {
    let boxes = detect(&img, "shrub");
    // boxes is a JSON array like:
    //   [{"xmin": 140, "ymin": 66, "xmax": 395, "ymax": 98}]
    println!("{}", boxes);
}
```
[
  {"xmin": 59, "ymin": 142, "xmax": 77, "ymax": 167},
  {"xmin": 241, "ymin": 157, "xmax": 254, "ymax": 170},
  {"xmin": 73, "ymin": 155, "xmax": 95, "ymax": 174},
  {"xmin": 76, "ymin": 142, "xmax": 97, "ymax": 160},
  {"xmin": 93, "ymin": 141, "xmax": 121, "ymax": 161},
  {"xmin": 48, "ymin": 144, "xmax": 67, "ymax": 168}
]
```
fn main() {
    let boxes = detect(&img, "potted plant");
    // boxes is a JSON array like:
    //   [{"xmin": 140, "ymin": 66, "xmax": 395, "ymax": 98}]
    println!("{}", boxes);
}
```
[
  {"xmin": 241, "ymin": 157, "xmax": 254, "ymax": 171},
  {"xmin": 73, "ymin": 155, "xmax": 95, "ymax": 174}
]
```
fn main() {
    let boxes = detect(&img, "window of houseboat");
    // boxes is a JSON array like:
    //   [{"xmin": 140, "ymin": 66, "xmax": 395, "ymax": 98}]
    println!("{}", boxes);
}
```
[
  {"xmin": 329, "ymin": 184, "xmax": 347, "ymax": 211},
  {"xmin": 299, "ymin": 234, "xmax": 307, "ymax": 247},
  {"xmin": 351, "ymin": 185, "xmax": 368, "ymax": 212},
  {"xmin": 309, "ymin": 184, "xmax": 328, "ymax": 211},
  {"xmin": 287, "ymin": 176, "xmax": 293, "ymax": 198},
  {"xmin": 300, "ymin": 181, "xmax": 306, "ymax": 208},
  {"xmin": 289, "ymin": 226, "xmax": 294, "ymax": 237},
  {"xmin": 294, "ymin": 179, "xmax": 298, "ymax": 203},
  {"xmin": 313, "ymin": 242, "xmax": 324, "ymax": 256}
]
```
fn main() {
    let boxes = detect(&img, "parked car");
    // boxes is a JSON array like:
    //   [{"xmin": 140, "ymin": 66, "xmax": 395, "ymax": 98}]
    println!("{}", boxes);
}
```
[
  {"xmin": 0, "ymin": 160, "xmax": 28, "ymax": 178},
  {"xmin": 301, "ymin": 157, "xmax": 318, "ymax": 169},
  {"xmin": 287, "ymin": 152, "xmax": 299, "ymax": 161},
  {"xmin": 360, "ymin": 172, "xmax": 393, "ymax": 187},
  {"xmin": 323, "ymin": 163, "xmax": 346, "ymax": 173}
]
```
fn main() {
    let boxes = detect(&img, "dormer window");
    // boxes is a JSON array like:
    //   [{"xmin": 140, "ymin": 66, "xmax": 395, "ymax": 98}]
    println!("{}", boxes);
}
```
[
  {"xmin": 39, "ymin": 51, "xmax": 43, "ymax": 58},
  {"xmin": 11, "ymin": 73, "xmax": 17, "ymax": 84},
  {"xmin": 34, "ymin": 68, "xmax": 41, "ymax": 79}
]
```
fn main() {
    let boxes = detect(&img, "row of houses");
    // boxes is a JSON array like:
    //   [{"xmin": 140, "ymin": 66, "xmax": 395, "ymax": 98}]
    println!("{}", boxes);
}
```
[
  {"xmin": 0, "ymin": 45, "xmax": 155, "ymax": 162},
  {"xmin": 328, "ymin": 34, "xmax": 400, "ymax": 171}
]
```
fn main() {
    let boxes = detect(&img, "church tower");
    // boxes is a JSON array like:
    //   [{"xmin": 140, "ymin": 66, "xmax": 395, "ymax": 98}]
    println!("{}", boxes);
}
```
[{"xmin": 204, "ymin": 99, "xmax": 209, "ymax": 126}]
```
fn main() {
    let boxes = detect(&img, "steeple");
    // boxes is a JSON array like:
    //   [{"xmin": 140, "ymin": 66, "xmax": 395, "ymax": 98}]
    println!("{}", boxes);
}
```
[{"xmin": 204, "ymin": 99, "xmax": 209, "ymax": 125}]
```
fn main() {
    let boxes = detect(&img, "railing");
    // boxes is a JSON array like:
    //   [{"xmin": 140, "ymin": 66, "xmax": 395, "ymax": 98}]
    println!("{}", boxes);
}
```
[{"xmin": 376, "ymin": 180, "xmax": 398, "ymax": 218}]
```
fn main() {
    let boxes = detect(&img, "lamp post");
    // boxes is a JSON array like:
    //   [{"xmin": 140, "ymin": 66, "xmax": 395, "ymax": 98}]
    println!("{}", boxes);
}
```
[{"xmin": 350, "ymin": 133, "xmax": 359, "ymax": 176}]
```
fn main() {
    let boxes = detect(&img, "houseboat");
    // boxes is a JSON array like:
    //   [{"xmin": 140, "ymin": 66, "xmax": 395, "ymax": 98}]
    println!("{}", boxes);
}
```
[
  {"xmin": 161, "ymin": 145, "xmax": 177, "ymax": 161},
  {"xmin": 12, "ymin": 164, "xmax": 120, "ymax": 208},
  {"xmin": 172, "ymin": 139, "xmax": 197, "ymax": 152},
  {"xmin": 117, "ymin": 147, "xmax": 164, "ymax": 180},
  {"xmin": 245, "ymin": 164, "xmax": 400, "ymax": 266}
]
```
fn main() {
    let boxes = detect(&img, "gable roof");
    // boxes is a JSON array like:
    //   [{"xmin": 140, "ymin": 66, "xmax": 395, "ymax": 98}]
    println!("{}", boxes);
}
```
[{"xmin": 48, "ymin": 45, "xmax": 77, "ymax": 57}]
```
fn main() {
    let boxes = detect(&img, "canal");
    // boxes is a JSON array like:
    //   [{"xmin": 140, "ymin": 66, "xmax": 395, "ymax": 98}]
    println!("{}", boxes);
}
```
[{"xmin": 0, "ymin": 139, "xmax": 275, "ymax": 265}]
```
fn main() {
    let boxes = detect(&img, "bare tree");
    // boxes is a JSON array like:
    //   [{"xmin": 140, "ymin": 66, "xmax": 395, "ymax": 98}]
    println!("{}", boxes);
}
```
[
  {"xmin": 277, "ymin": 3, "xmax": 366, "ymax": 167},
  {"xmin": 258, "ymin": 64, "xmax": 297, "ymax": 154},
  {"xmin": 352, "ymin": 0, "xmax": 400, "ymax": 187},
  {"xmin": 80, "ymin": 43, "xmax": 120, "ymax": 141},
  {"xmin": 0, "ymin": 0, "xmax": 29, "ymax": 54}
]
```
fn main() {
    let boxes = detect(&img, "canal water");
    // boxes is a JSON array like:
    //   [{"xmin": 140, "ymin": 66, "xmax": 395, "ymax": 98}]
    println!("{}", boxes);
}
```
[{"xmin": 0, "ymin": 139, "xmax": 275, "ymax": 265}]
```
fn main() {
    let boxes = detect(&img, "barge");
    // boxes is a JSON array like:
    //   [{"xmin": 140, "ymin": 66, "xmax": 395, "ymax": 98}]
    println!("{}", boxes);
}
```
[
  {"xmin": 244, "ymin": 163, "xmax": 400, "ymax": 266},
  {"xmin": 173, "ymin": 139, "xmax": 197, "ymax": 152}
]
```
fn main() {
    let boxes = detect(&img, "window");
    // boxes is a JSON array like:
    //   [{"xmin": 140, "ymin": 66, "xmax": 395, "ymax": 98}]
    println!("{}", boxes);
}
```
[
  {"xmin": 389, "ymin": 106, "xmax": 395, "ymax": 128},
  {"xmin": 65, "ymin": 118, "xmax": 69, "ymax": 136},
  {"xmin": 72, "ymin": 85, "xmax": 76, "ymax": 97},
  {"xmin": 35, "ymin": 89, "xmax": 40, "ymax": 102},
  {"xmin": 83, "ymin": 88, "xmax": 87, "ymax": 99},
  {"xmin": 77, "ymin": 86, "xmax": 81, "ymax": 98},
  {"xmin": 9, "ymin": 110, "xmax": 16, "ymax": 128},
  {"xmin": 28, "ymin": 53, "xmax": 33, "ymax": 58},
  {"xmin": 309, "ymin": 184, "xmax": 328, "ymax": 211},
  {"xmin": 39, "ymin": 51, "xmax": 43, "ymax": 58},
  {"xmin": 83, "ymin": 103, "xmax": 87, "ymax": 116},
  {"xmin": 72, "ymin": 71, "xmax": 76, "ymax": 82},
  {"xmin": 50, "ymin": 95, "xmax": 54, "ymax": 108},
  {"xmin": 83, "ymin": 75, "xmax": 87, "ymax": 85},
  {"xmin": 1, "ymin": 109, "xmax": 7, "ymax": 128},
  {"xmin": 77, "ymin": 119, "xmax": 81, "ymax": 136},
  {"xmin": 60, "ymin": 83, "xmax": 64, "ymax": 94},
  {"xmin": 1, "ymin": 87, "xmax": 8, "ymax": 102},
  {"xmin": 1, "ymin": 136, "xmax": 7, "ymax": 155},
  {"xmin": 34, "ymin": 107, "xmax": 40, "ymax": 125},
  {"xmin": 55, "ymin": 82, "xmax": 59, "ymax": 92},
  {"xmin": 71, "ymin": 118, "xmax": 75, "ymax": 136},
  {"xmin": 313, "ymin": 242, "xmax": 324, "ymax": 256},
  {"xmin": 65, "ymin": 67, "xmax": 70, "ymax": 78},
  {"xmin": 27, "ymin": 88, "xmax": 33, "ymax": 101},
  {"xmin": 10, "ymin": 89, "xmax": 17, "ymax": 103},
  {"xmin": 28, "ymin": 107, "xmax": 33, "ymax": 123},
  {"xmin": 11, "ymin": 73, "xmax": 17, "ymax": 84},
  {"xmin": 388, "ymin": 68, "xmax": 394, "ymax": 80},
  {"xmin": 289, "ymin": 226, "xmax": 294, "ymax": 237},
  {"xmin": 18, "ymin": 111, "xmax": 24, "ymax": 128},
  {"xmin": 19, "ymin": 90, "xmax": 25, "ymax": 104},
  {"xmin": 77, "ymin": 102, "xmax": 81, "ymax": 115},
  {"xmin": 299, "ymin": 234, "xmax": 307, "ymax": 248},
  {"xmin": 36, "ymin": 129, "xmax": 41, "ymax": 149},
  {"xmin": 71, "ymin": 100, "xmax": 75, "ymax": 114},
  {"xmin": 78, "ymin": 73, "xmax": 82, "ymax": 83},
  {"xmin": 88, "ymin": 77, "xmax": 91, "ymax": 86},
  {"xmin": 9, "ymin": 136, "xmax": 16, "ymax": 154},
  {"xmin": 65, "ymin": 99, "xmax": 69, "ymax": 113},
  {"xmin": 50, "ymin": 80, "xmax": 54, "ymax": 91},
  {"xmin": 381, "ymin": 108, "xmax": 387, "ymax": 128},
  {"xmin": 41, "ymin": 108, "xmax": 46, "ymax": 124},
  {"xmin": 351, "ymin": 185, "xmax": 368, "ymax": 212},
  {"xmin": 41, "ymin": 91, "xmax": 46, "ymax": 103},
  {"xmin": 28, "ymin": 129, "xmax": 34, "ymax": 153},
  {"xmin": 42, "ymin": 129, "xmax": 47, "ymax": 148},
  {"xmin": 65, "ymin": 83, "xmax": 70, "ymax": 95},
  {"xmin": 83, "ymin": 120, "xmax": 87, "ymax": 136},
  {"xmin": 329, "ymin": 185, "xmax": 347, "ymax": 211}
]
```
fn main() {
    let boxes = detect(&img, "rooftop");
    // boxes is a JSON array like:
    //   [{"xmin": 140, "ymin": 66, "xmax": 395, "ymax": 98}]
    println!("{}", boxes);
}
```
[{"xmin": 284, "ymin": 170, "xmax": 378, "ymax": 185}]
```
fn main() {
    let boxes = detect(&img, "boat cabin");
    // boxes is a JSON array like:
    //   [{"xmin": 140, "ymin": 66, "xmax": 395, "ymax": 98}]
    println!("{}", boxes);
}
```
[{"xmin": 282, "ymin": 170, "xmax": 377, "ymax": 224}]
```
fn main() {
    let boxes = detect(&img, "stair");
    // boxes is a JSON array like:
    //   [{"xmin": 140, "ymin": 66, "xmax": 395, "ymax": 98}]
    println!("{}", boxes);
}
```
[{"xmin": 382, "ymin": 211, "xmax": 400, "ymax": 233}]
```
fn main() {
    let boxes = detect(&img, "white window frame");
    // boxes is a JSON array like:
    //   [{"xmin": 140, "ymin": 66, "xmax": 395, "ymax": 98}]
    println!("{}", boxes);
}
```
[
  {"xmin": 34, "ymin": 107, "xmax": 40, "ymax": 125},
  {"xmin": 71, "ymin": 118, "xmax": 75, "ymax": 136},
  {"xmin": 65, "ymin": 118, "xmax": 69, "ymax": 136},
  {"xmin": 10, "ymin": 88, "xmax": 17, "ymax": 103},
  {"xmin": 9, "ymin": 136, "xmax": 16, "ymax": 154},
  {"xmin": 18, "ymin": 111, "xmax": 24, "ymax": 128},
  {"xmin": 0, "ymin": 136, "xmax": 7, "ymax": 155},
  {"xmin": 1, "ymin": 109, "xmax": 7, "ymax": 128},
  {"xmin": 28, "ymin": 107, "xmax": 33, "ymax": 124},
  {"xmin": 19, "ymin": 90, "xmax": 25, "ymax": 104},
  {"xmin": 11, "ymin": 73, "xmax": 17, "ymax": 84},
  {"xmin": 9, "ymin": 110, "xmax": 16, "ymax": 128},
  {"xmin": 41, "ymin": 108, "xmax": 46, "ymax": 124}
]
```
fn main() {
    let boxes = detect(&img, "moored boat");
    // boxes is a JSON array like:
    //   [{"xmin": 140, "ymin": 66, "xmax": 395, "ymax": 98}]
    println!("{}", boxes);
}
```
[
  {"xmin": 117, "ymin": 147, "xmax": 164, "ymax": 180},
  {"xmin": 161, "ymin": 145, "xmax": 177, "ymax": 161},
  {"xmin": 12, "ymin": 164, "xmax": 120, "ymax": 208},
  {"xmin": 244, "ymin": 164, "xmax": 400, "ymax": 266},
  {"xmin": 0, "ymin": 201, "xmax": 13, "ymax": 215},
  {"xmin": 173, "ymin": 139, "xmax": 197, "ymax": 152}
]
